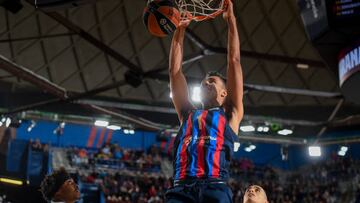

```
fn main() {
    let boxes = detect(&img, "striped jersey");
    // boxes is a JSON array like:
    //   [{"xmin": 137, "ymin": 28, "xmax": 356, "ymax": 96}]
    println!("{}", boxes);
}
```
[{"xmin": 173, "ymin": 107, "xmax": 238, "ymax": 181}]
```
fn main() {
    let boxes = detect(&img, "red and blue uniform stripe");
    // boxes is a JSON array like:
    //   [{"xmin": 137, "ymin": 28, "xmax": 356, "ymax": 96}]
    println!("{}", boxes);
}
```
[
  {"xmin": 207, "ymin": 110, "xmax": 220, "ymax": 177},
  {"xmin": 196, "ymin": 110, "xmax": 208, "ymax": 177},
  {"xmin": 212, "ymin": 114, "xmax": 225, "ymax": 177},
  {"xmin": 173, "ymin": 108, "xmax": 234, "ymax": 181},
  {"xmin": 174, "ymin": 112, "xmax": 193, "ymax": 180},
  {"xmin": 189, "ymin": 110, "xmax": 202, "ymax": 176}
]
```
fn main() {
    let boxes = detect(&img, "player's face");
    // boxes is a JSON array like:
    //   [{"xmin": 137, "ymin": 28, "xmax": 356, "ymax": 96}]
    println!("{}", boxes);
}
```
[
  {"xmin": 56, "ymin": 179, "xmax": 81, "ymax": 202},
  {"xmin": 243, "ymin": 185, "xmax": 268, "ymax": 203},
  {"xmin": 200, "ymin": 76, "xmax": 227, "ymax": 104}
]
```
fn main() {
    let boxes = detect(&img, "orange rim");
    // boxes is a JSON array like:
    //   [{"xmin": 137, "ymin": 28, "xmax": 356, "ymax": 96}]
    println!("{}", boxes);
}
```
[{"xmin": 193, "ymin": 9, "xmax": 224, "ymax": 21}]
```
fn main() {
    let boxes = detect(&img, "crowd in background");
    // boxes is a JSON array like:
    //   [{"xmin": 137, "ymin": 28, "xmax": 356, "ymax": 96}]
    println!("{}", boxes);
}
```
[
  {"xmin": 68, "ymin": 144, "xmax": 163, "ymax": 173},
  {"xmin": 67, "ymin": 143, "xmax": 360, "ymax": 203},
  {"xmin": 230, "ymin": 156, "xmax": 360, "ymax": 203},
  {"xmin": 80, "ymin": 171, "xmax": 168, "ymax": 203}
]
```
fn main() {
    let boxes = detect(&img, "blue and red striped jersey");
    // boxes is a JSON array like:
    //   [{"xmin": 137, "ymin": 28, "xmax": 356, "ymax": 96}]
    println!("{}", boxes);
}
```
[{"xmin": 173, "ymin": 107, "xmax": 238, "ymax": 181}]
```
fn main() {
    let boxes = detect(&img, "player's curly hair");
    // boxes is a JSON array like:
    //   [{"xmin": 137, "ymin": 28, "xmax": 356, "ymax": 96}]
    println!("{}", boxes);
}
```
[
  {"xmin": 40, "ymin": 168, "xmax": 71, "ymax": 202},
  {"xmin": 206, "ymin": 71, "xmax": 227, "ymax": 84}
]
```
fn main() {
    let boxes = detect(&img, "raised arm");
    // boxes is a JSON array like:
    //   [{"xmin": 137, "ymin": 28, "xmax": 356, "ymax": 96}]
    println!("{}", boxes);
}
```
[
  {"xmin": 169, "ymin": 21, "xmax": 193, "ymax": 123},
  {"xmin": 224, "ymin": 1, "xmax": 244, "ymax": 133}
]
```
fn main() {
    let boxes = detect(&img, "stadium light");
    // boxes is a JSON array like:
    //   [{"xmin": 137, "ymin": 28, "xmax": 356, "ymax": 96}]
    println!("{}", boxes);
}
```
[
  {"xmin": 244, "ymin": 147, "xmax": 252, "ymax": 152},
  {"xmin": 244, "ymin": 143, "xmax": 256, "ymax": 152},
  {"xmin": 240, "ymin": 125, "xmax": 255, "ymax": 132},
  {"xmin": 0, "ymin": 178, "xmax": 23, "ymax": 186},
  {"xmin": 278, "ymin": 129, "xmax": 293, "ymax": 136},
  {"xmin": 257, "ymin": 126, "xmax": 264, "ymax": 132},
  {"xmin": 338, "ymin": 146, "xmax": 348, "ymax": 157},
  {"xmin": 123, "ymin": 129, "xmax": 135, "ymax": 134},
  {"xmin": 340, "ymin": 146, "xmax": 348, "ymax": 152},
  {"xmin": 191, "ymin": 86, "xmax": 201, "ymax": 102},
  {"xmin": 338, "ymin": 150, "xmax": 346, "ymax": 156},
  {"xmin": 296, "ymin": 63, "xmax": 309, "ymax": 69},
  {"xmin": 107, "ymin": 125, "xmax": 121, "ymax": 130},
  {"xmin": 256, "ymin": 126, "xmax": 270, "ymax": 133},
  {"xmin": 94, "ymin": 120, "xmax": 109, "ymax": 127},
  {"xmin": 27, "ymin": 120, "xmax": 36, "ymax": 132},
  {"xmin": 5, "ymin": 118, "xmax": 11, "ymax": 128},
  {"xmin": 308, "ymin": 146, "xmax": 321, "ymax": 157},
  {"xmin": 249, "ymin": 144, "xmax": 256, "ymax": 150},
  {"xmin": 53, "ymin": 122, "xmax": 65, "ymax": 135}
]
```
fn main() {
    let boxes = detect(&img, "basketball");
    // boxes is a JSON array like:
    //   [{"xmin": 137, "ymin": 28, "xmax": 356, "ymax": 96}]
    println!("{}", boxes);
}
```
[{"xmin": 143, "ymin": 0, "xmax": 180, "ymax": 37}]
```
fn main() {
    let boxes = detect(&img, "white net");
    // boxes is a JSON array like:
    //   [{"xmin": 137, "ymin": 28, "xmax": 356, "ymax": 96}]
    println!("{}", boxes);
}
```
[{"xmin": 175, "ymin": 0, "xmax": 226, "ymax": 21}]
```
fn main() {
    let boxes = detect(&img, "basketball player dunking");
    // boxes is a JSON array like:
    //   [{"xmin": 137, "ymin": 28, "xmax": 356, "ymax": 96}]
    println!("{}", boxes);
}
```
[{"xmin": 165, "ymin": 0, "xmax": 243, "ymax": 202}]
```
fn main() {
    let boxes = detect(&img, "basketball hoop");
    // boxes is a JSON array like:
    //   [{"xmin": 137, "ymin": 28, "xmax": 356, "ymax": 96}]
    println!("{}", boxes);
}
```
[{"xmin": 174, "ymin": 0, "xmax": 227, "ymax": 21}]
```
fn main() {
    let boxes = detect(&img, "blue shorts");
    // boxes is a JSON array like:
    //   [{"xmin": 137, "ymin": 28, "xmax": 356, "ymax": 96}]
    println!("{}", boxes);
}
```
[{"xmin": 165, "ymin": 180, "xmax": 233, "ymax": 203}]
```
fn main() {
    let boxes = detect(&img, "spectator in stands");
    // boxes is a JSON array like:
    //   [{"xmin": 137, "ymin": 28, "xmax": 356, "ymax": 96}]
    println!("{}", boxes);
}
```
[
  {"xmin": 85, "ymin": 172, "xmax": 97, "ymax": 184},
  {"xmin": 102, "ymin": 144, "xmax": 111, "ymax": 154},
  {"xmin": 97, "ymin": 144, "xmax": 112, "ymax": 160},
  {"xmin": 239, "ymin": 158, "xmax": 254, "ymax": 171},
  {"xmin": 78, "ymin": 148, "xmax": 87, "ymax": 159},
  {"xmin": 43, "ymin": 143, "xmax": 49, "ymax": 152},
  {"xmin": 31, "ymin": 138, "xmax": 43, "ymax": 151},
  {"xmin": 77, "ymin": 148, "xmax": 88, "ymax": 166},
  {"xmin": 40, "ymin": 169, "xmax": 80, "ymax": 203},
  {"xmin": 113, "ymin": 145, "xmax": 123, "ymax": 160}
]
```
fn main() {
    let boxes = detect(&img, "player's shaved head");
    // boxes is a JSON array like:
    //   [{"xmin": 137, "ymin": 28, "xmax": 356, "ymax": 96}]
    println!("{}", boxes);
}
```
[{"xmin": 243, "ymin": 185, "xmax": 268, "ymax": 203}]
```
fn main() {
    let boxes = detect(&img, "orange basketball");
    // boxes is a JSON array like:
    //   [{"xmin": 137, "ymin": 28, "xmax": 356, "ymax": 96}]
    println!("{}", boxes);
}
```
[{"xmin": 143, "ymin": 0, "xmax": 180, "ymax": 37}]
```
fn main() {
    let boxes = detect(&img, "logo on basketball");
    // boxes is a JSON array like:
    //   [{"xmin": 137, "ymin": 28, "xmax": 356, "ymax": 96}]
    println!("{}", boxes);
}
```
[
  {"xmin": 160, "ymin": 18, "xmax": 167, "ymax": 26},
  {"xmin": 143, "ymin": 0, "xmax": 180, "ymax": 37},
  {"xmin": 164, "ymin": 25, "xmax": 174, "ymax": 33}
]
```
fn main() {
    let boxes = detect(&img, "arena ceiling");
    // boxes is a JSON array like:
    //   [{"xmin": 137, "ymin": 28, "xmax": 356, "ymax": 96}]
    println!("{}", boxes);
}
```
[{"xmin": 0, "ymin": 0, "xmax": 359, "ymax": 144}]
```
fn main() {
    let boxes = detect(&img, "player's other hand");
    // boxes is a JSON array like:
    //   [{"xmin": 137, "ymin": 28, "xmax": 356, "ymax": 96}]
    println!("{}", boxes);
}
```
[
  {"xmin": 178, "ymin": 19, "xmax": 191, "ymax": 29},
  {"xmin": 223, "ymin": 0, "xmax": 235, "ymax": 20},
  {"xmin": 178, "ymin": 11, "xmax": 192, "ymax": 29}
]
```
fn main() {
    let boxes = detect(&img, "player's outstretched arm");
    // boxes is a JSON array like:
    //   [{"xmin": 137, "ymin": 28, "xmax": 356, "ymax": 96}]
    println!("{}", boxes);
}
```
[
  {"xmin": 169, "ymin": 20, "xmax": 193, "ymax": 123},
  {"xmin": 224, "ymin": 0, "xmax": 244, "ymax": 134}
]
